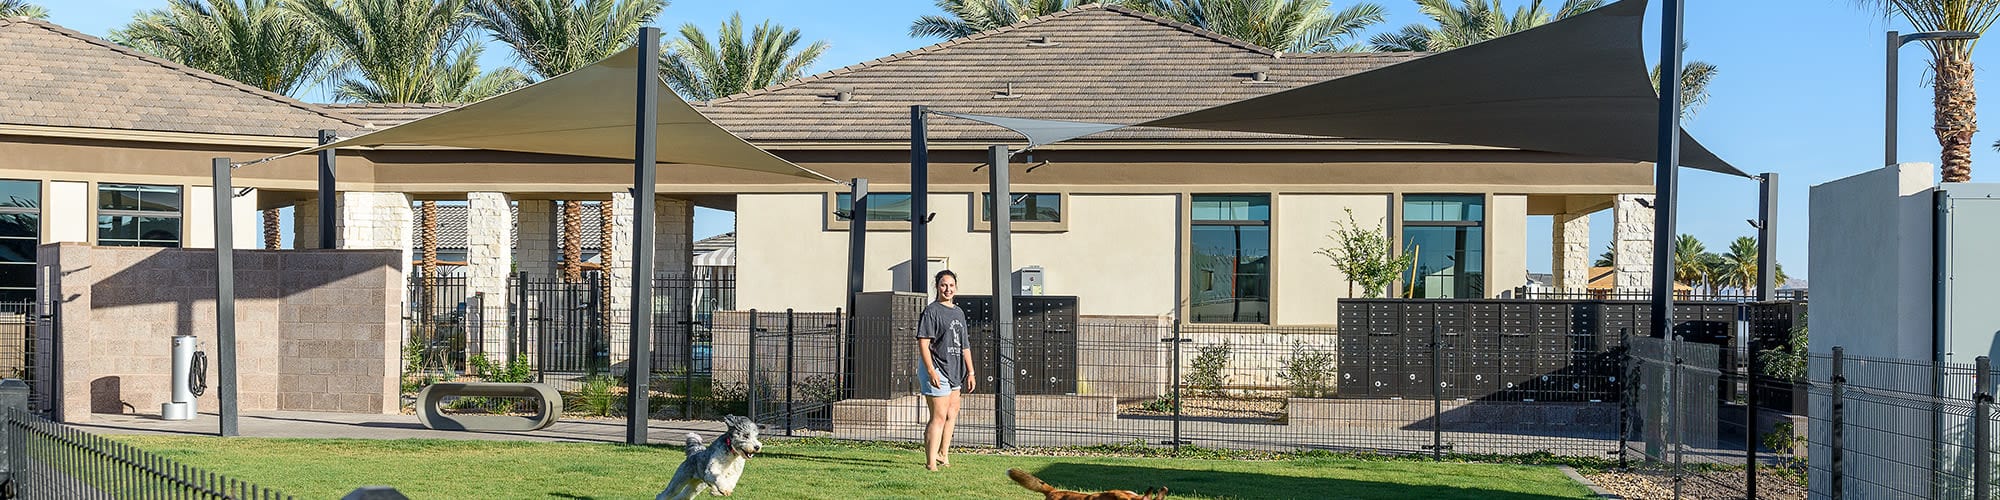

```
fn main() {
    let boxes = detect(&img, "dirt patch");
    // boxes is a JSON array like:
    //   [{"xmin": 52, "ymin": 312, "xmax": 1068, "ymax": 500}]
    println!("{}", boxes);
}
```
[
  {"xmin": 1118, "ymin": 396, "xmax": 1285, "ymax": 421},
  {"xmin": 1586, "ymin": 466, "xmax": 1806, "ymax": 500}
]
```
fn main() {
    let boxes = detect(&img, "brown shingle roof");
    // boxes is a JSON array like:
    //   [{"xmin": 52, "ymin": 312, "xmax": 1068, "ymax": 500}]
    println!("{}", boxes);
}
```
[
  {"xmin": 321, "ymin": 103, "xmax": 462, "ymax": 127},
  {"xmin": 0, "ymin": 17, "xmax": 369, "ymax": 137},
  {"xmin": 698, "ymin": 5, "xmax": 1428, "ymax": 143}
]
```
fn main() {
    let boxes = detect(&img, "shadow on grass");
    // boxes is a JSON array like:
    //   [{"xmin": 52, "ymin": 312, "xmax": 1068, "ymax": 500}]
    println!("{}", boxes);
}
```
[
  {"xmin": 1025, "ymin": 462, "xmax": 1581, "ymax": 500},
  {"xmin": 755, "ymin": 451, "xmax": 907, "ymax": 467}
]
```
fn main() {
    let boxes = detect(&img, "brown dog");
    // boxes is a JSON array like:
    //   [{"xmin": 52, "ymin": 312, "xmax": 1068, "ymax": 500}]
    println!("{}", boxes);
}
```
[{"xmin": 1007, "ymin": 468, "xmax": 1168, "ymax": 500}]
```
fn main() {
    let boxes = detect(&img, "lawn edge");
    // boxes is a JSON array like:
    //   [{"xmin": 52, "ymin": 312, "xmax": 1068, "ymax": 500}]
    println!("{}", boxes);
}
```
[{"xmin": 1557, "ymin": 465, "xmax": 1623, "ymax": 499}]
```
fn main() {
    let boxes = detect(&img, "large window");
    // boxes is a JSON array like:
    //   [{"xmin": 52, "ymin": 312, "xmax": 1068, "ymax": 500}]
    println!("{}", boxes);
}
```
[
  {"xmin": 980, "ymin": 193, "xmax": 1061, "ymax": 222},
  {"xmin": 832, "ymin": 192, "xmax": 913, "ymax": 222},
  {"xmin": 0, "ymin": 180, "xmax": 38, "ymax": 303},
  {"xmin": 97, "ymin": 184, "xmax": 181, "ymax": 247},
  {"xmin": 1190, "ymin": 195, "xmax": 1269, "ymax": 323},
  {"xmin": 1401, "ymin": 195, "xmax": 1484, "ymax": 299}
]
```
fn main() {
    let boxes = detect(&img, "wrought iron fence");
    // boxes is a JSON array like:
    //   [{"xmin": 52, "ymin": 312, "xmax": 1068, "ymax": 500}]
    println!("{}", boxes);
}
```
[{"xmin": 2, "ymin": 407, "xmax": 293, "ymax": 499}]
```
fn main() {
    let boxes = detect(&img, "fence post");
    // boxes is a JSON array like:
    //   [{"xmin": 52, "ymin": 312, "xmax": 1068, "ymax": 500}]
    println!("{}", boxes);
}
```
[
  {"xmin": 1745, "ymin": 317, "xmax": 1758, "ymax": 500},
  {"xmin": 587, "ymin": 271, "xmax": 605, "ymax": 377},
  {"xmin": 1431, "ymin": 322, "xmax": 1443, "ymax": 462},
  {"xmin": 1618, "ymin": 327, "xmax": 1631, "ymax": 468},
  {"xmin": 1975, "ymin": 356, "xmax": 1991, "ymax": 500},
  {"xmin": 747, "ymin": 310, "xmax": 758, "ymax": 423},
  {"xmin": 785, "ymin": 309, "xmax": 796, "ymax": 437},
  {"xmin": 0, "ymin": 379, "xmax": 24, "ymax": 487},
  {"xmin": 685, "ymin": 280, "xmax": 699, "ymax": 419},
  {"xmin": 1670, "ymin": 337, "xmax": 1684, "ymax": 499},
  {"xmin": 1167, "ymin": 319, "xmax": 1184, "ymax": 450},
  {"xmin": 1831, "ymin": 346, "xmax": 1846, "ymax": 500}
]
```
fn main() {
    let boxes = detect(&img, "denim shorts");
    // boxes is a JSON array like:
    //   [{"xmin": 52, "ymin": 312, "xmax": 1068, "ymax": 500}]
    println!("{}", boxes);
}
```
[{"xmin": 918, "ymin": 365, "xmax": 961, "ymax": 397}]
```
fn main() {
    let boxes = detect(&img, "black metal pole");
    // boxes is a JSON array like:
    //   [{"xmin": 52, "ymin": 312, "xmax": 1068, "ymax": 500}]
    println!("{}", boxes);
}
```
[
  {"xmin": 846, "ymin": 179, "xmax": 868, "ymax": 321},
  {"xmin": 316, "ymin": 130, "xmax": 335, "ymax": 249},
  {"xmin": 1431, "ymin": 322, "xmax": 1443, "ymax": 461},
  {"xmin": 1168, "ymin": 319, "xmax": 1183, "ymax": 449},
  {"xmin": 989, "ymin": 145, "xmax": 1017, "ymax": 449},
  {"xmin": 1975, "ymin": 356, "xmax": 1992, "ymax": 500},
  {"xmin": 1831, "ymin": 346, "xmax": 1846, "ymax": 500},
  {"xmin": 213, "ymin": 157, "xmax": 239, "ymax": 437},
  {"xmin": 1746, "ymin": 322, "xmax": 1759, "ymax": 500},
  {"xmin": 626, "ymin": 26, "xmax": 661, "ymax": 446},
  {"xmin": 1757, "ymin": 173, "xmax": 1778, "ymax": 301},
  {"xmin": 786, "ymin": 309, "xmax": 796, "ymax": 437},
  {"xmin": 1651, "ymin": 0, "xmax": 1683, "ymax": 343},
  {"xmin": 910, "ymin": 106, "xmax": 929, "ymax": 295},
  {"xmin": 1619, "ymin": 327, "xmax": 1631, "ymax": 468},
  {"xmin": 1671, "ymin": 339, "xmax": 1684, "ymax": 499},
  {"xmin": 1887, "ymin": 31, "xmax": 1900, "ymax": 168}
]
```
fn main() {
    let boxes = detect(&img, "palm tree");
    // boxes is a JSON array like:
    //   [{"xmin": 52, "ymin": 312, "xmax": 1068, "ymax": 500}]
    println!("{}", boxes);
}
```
[
  {"xmin": 1671, "ymin": 234, "xmax": 1708, "ymax": 291},
  {"xmin": 473, "ymin": 0, "xmax": 666, "ymax": 79},
  {"xmin": 911, "ymin": 0, "xmax": 1109, "ymax": 39},
  {"xmin": 1127, "ymin": 0, "xmax": 1387, "ymax": 53},
  {"xmin": 1719, "ymin": 236, "xmax": 1757, "ymax": 293},
  {"xmin": 1593, "ymin": 242, "xmax": 1614, "ymax": 267},
  {"xmin": 112, "ymin": 0, "xmax": 333, "ymax": 97},
  {"xmin": 0, "ymin": 0, "xmax": 48, "ymax": 19},
  {"xmin": 289, "ymin": 0, "xmax": 529, "ymax": 103},
  {"xmin": 663, "ymin": 13, "xmax": 829, "ymax": 100},
  {"xmin": 1863, "ymin": 0, "xmax": 2000, "ymax": 182},
  {"xmin": 1372, "ymin": 0, "xmax": 1718, "ymax": 120}
]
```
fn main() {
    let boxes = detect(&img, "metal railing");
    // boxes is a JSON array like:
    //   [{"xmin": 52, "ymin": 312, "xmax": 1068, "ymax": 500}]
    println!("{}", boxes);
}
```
[{"xmin": 0, "ymin": 384, "xmax": 293, "ymax": 499}]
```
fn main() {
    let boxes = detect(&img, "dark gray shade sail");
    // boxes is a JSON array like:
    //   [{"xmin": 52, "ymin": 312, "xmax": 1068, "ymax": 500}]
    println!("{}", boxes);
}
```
[{"xmin": 1136, "ymin": 0, "xmax": 1745, "ymax": 178}]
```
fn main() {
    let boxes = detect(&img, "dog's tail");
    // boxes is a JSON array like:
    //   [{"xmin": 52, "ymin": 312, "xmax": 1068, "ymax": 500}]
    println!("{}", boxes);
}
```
[
  {"xmin": 683, "ymin": 432, "xmax": 704, "ymax": 454},
  {"xmin": 1007, "ymin": 468, "xmax": 1055, "ymax": 494}
]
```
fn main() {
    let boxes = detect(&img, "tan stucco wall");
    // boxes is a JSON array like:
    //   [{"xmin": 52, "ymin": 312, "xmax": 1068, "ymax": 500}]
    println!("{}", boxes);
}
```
[
  {"xmin": 1273, "ymin": 194, "xmax": 1391, "ymax": 325},
  {"xmin": 184, "ymin": 187, "xmax": 262, "ymax": 249},
  {"xmin": 737, "ymin": 193, "xmax": 1178, "ymax": 316},
  {"xmin": 46, "ymin": 181, "xmax": 86, "ymax": 243},
  {"xmin": 41, "ymin": 244, "xmax": 401, "ymax": 422},
  {"xmin": 1488, "ymin": 195, "xmax": 1528, "ymax": 297}
]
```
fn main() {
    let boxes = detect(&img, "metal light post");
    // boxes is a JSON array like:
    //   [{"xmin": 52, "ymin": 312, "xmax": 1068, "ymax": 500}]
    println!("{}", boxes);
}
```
[{"xmin": 1886, "ymin": 30, "xmax": 1980, "ymax": 167}]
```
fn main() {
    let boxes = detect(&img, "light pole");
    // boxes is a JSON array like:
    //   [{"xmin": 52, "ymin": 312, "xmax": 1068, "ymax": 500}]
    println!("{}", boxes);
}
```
[{"xmin": 1887, "ymin": 30, "xmax": 1979, "ymax": 167}]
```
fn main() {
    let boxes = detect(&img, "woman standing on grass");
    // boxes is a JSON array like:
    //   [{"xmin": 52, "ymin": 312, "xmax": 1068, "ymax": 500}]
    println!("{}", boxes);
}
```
[{"xmin": 916, "ymin": 269, "xmax": 973, "ymax": 471}]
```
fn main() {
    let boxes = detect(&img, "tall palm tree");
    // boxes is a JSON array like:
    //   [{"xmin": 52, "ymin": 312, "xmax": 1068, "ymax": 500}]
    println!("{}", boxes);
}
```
[
  {"xmin": 1865, "ymin": 0, "xmax": 2000, "ymax": 182},
  {"xmin": 1719, "ymin": 236, "xmax": 1758, "ymax": 293},
  {"xmin": 0, "ymin": 0, "xmax": 49, "ymax": 19},
  {"xmin": 475, "ymin": 0, "xmax": 665, "ymax": 280},
  {"xmin": 112, "ymin": 0, "xmax": 333, "ymax": 98},
  {"xmin": 289, "ymin": 0, "xmax": 529, "ymax": 103},
  {"xmin": 1671, "ymin": 234, "xmax": 1708, "ymax": 290},
  {"xmin": 1372, "ymin": 0, "xmax": 1718, "ymax": 120},
  {"xmin": 1127, "ymin": 0, "xmax": 1387, "ymax": 53},
  {"xmin": 473, "ymin": 0, "xmax": 666, "ymax": 79},
  {"xmin": 911, "ymin": 0, "xmax": 1109, "ymax": 39},
  {"xmin": 1593, "ymin": 242, "xmax": 1614, "ymax": 267},
  {"xmin": 663, "ymin": 13, "xmax": 829, "ymax": 100}
]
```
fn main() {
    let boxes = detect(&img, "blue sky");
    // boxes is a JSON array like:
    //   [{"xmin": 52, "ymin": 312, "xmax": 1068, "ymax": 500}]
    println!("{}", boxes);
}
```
[{"xmin": 41, "ymin": 0, "xmax": 1989, "ymax": 279}]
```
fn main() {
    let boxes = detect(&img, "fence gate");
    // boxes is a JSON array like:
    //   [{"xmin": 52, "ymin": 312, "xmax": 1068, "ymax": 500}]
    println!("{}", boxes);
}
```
[
  {"xmin": 515, "ymin": 273, "xmax": 610, "ymax": 379},
  {"xmin": 746, "ymin": 310, "xmax": 841, "ymax": 434}
]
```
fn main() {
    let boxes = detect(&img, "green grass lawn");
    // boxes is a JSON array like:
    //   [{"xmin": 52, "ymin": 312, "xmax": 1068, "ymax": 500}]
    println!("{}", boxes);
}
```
[{"xmin": 114, "ymin": 436, "xmax": 1595, "ymax": 499}]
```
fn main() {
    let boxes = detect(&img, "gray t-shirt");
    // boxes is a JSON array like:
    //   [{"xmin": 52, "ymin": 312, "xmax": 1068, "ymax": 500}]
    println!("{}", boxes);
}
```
[{"xmin": 915, "ymin": 301, "xmax": 969, "ymax": 387}]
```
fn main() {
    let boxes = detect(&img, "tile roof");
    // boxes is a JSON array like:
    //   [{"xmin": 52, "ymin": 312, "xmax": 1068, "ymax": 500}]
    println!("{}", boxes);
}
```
[
  {"xmin": 414, "ymin": 202, "xmax": 605, "ymax": 251},
  {"xmin": 0, "ymin": 17, "xmax": 370, "ymax": 137},
  {"xmin": 696, "ymin": 5, "xmax": 1428, "ymax": 143},
  {"xmin": 320, "ymin": 103, "xmax": 461, "ymax": 127}
]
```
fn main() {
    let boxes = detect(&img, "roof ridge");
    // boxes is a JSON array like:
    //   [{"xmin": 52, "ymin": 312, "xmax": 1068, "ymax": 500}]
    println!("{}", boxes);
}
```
[
  {"xmin": 4, "ymin": 18, "xmax": 374, "ymax": 131},
  {"xmin": 706, "ymin": 5, "xmax": 1119, "ymax": 105}
]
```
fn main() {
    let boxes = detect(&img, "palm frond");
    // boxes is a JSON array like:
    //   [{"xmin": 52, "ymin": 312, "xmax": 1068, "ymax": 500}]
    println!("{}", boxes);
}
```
[
  {"xmin": 112, "ymin": 0, "xmax": 332, "ymax": 97},
  {"xmin": 0, "ymin": 0, "xmax": 48, "ymax": 19}
]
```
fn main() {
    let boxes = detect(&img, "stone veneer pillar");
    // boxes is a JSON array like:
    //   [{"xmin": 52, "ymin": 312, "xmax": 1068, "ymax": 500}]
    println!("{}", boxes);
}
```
[
  {"xmin": 515, "ymin": 200, "xmax": 560, "ymax": 281},
  {"xmin": 1552, "ymin": 212, "xmax": 1590, "ymax": 289},
  {"xmin": 1612, "ymin": 194, "xmax": 1654, "ymax": 290},
  {"xmin": 466, "ymin": 192, "xmax": 512, "ymax": 359}
]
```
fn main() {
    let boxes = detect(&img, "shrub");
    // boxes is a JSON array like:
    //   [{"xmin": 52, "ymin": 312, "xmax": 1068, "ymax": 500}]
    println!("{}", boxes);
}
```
[
  {"xmin": 1186, "ymin": 341, "xmax": 1232, "ymax": 397},
  {"xmin": 469, "ymin": 353, "xmax": 534, "ymax": 384},
  {"xmin": 1277, "ymin": 340, "xmax": 1337, "ymax": 398},
  {"xmin": 1762, "ymin": 420, "xmax": 1799, "ymax": 455},
  {"xmin": 1759, "ymin": 314, "xmax": 1809, "ymax": 382},
  {"xmin": 566, "ymin": 376, "xmax": 622, "ymax": 417},
  {"xmin": 1140, "ymin": 393, "xmax": 1179, "ymax": 413}
]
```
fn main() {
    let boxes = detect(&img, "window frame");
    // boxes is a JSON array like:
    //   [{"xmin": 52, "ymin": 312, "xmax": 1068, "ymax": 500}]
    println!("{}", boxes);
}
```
[
  {"xmin": 96, "ymin": 183, "xmax": 183, "ymax": 248},
  {"xmin": 973, "ymin": 192, "xmax": 1067, "ymax": 233},
  {"xmin": 0, "ymin": 179, "xmax": 39, "ymax": 303},
  {"xmin": 1187, "ymin": 194, "xmax": 1272, "ymax": 324},
  {"xmin": 1398, "ymin": 194, "xmax": 1486, "ymax": 299}
]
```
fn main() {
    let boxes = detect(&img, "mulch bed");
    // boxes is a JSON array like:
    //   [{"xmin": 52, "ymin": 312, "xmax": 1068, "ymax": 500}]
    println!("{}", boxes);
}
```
[
  {"xmin": 1586, "ymin": 466, "xmax": 1806, "ymax": 500},
  {"xmin": 1118, "ymin": 396, "xmax": 1286, "ymax": 420}
]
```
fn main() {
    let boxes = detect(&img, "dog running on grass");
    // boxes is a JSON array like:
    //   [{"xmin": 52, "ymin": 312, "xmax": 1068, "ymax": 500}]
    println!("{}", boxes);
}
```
[
  {"xmin": 657, "ymin": 415, "xmax": 763, "ymax": 499},
  {"xmin": 1008, "ymin": 468, "xmax": 1168, "ymax": 500}
]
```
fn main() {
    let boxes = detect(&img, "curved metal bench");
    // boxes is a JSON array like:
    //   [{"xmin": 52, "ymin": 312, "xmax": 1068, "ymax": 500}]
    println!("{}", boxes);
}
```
[{"xmin": 417, "ymin": 382, "xmax": 563, "ymax": 431}]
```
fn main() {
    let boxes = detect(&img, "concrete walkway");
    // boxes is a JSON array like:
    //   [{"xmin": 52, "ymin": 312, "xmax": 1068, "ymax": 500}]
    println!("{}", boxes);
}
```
[{"xmin": 74, "ymin": 411, "xmax": 729, "ymax": 445}]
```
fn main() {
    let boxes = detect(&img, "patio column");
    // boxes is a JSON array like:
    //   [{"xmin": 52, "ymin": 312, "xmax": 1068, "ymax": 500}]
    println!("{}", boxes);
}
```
[
  {"xmin": 334, "ymin": 192, "xmax": 415, "ymax": 270},
  {"xmin": 1552, "ymin": 211, "xmax": 1590, "ymax": 289},
  {"xmin": 1612, "ymin": 194, "xmax": 1654, "ymax": 290},
  {"xmin": 603, "ymin": 193, "xmax": 635, "ymax": 367},
  {"xmin": 652, "ymin": 195, "xmax": 694, "ymax": 372},
  {"xmin": 516, "ymin": 200, "xmax": 561, "ymax": 281},
  {"xmin": 293, "ymin": 198, "xmax": 320, "ymax": 250},
  {"xmin": 466, "ymin": 192, "xmax": 513, "ymax": 358}
]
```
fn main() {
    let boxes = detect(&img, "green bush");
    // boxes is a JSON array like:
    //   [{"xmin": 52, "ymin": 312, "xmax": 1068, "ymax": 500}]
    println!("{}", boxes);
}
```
[
  {"xmin": 1140, "ymin": 393, "xmax": 1179, "ymax": 413},
  {"xmin": 469, "ymin": 353, "xmax": 534, "ymax": 384},
  {"xmin": 708, "ymin": 380, "xmax": 749, "ymax": 417},
  {"xmin": 1762, "ymin": 421, "xmax": 1799, "ymax": 455},
  {"xmin": 566, "ymin": 376, "xmax": 622, "ymax": 417},
  {"xmin": 1186, "ymin": 341, "xmax": 1232, "ymax": 397},
  {"xmin": 1277, "ymin": 340, "xmax": 1337, "ymax": 398},
  {"xmin": 798, "ymin": 374, "xmax": 842, "ymax": 404}
]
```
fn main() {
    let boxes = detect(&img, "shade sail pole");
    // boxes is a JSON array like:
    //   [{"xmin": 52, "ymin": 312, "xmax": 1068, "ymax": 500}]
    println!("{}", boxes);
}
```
[
  {"xmin": 317, "ymin": 130, "xmax": 336, "ymax": 249},
  {"xmin": 627, "ymin": 26, "xmax": 660, "ymax": 446},
  {"xmin": 988, "ymin": 145, "xmax": 1016, "ymax": 449},
  {"xmin": 911, "ymin": 106, "xmax": 930, "ymax": 295},
  {"xmin": 1653, "ymin": 0, "xmax": 1684, "ymax": 498},
  {"xmin": 212, "ymin": 157, "xmax": 238, "ymax": 437}
]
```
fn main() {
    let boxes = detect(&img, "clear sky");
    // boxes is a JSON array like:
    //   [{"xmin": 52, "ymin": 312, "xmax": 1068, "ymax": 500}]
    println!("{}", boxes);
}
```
[{"xmin": 39, "ymin": 0, "xmax": 1992, "ymax": 280}]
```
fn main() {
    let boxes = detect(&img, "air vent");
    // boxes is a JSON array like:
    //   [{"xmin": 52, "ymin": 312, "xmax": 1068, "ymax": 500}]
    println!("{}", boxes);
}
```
[
  {"xmin": 1239, "ymin": 66, "xmax": 1273, "ymax": 84},
  {"xmin": 992, "ymin": 82, "xmax": 1022, "ymax": 100},
  {"xmin": 1026, "ymin": 35, "xmax": 1060, "ymax": 47},
  {"xmin": 822, "ymin": 85, "xmax": 856, "ymax": 104}
]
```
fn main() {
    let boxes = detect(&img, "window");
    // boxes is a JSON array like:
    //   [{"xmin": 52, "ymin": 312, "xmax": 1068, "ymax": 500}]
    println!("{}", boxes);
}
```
[
  {"xmin": 1401, "ymin": 195, "xmax": 1484, "ymax": 299},
  {"xmin": 0, "ymin": 180, "xmax": 37, "ymax": 303},
  {"xmin": 1189, "ymin": 195, "xmax": 1269, "ymax": 323},
  {"xmin": 98, "ymin": 184, "xmax": 181, "ymax": 247},
  {"xmin": 832, "ymin": 192, "xmax": 913, "ymax": 222},
  {"xmin": 981, "ymin": 193, "xmax": 1061, "ymax": 222}
]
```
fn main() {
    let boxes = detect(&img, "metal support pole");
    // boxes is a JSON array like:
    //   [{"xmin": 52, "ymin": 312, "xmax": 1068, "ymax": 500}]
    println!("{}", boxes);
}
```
[
  {"xmin": 1757, "ymin": 173, "xmax": 1778, "ymax": 301},
  {"xmin": 1831, "ymin": 346, "xmax": 1847, "ymax": 500},
  {"xmin": 589, "ymin": 272, "xmax": 605, "ymax": 377},
  {"xmin": 747, "ymin": 310, "xmax": 759, "ymax": 423},
  {"xmin": 1619, "ymin": 327, "xmax": 1632, "ymax": 468},
  {"xmin": 785, "ymin": 309, "xmax": 796, "ymax": 437},
  {"xmin": 1651, "ymin": 0, "xmax": 1683, "ymax": 345},
  {"xmin": 1975, "ymin": 356, "xmax": 1992, "ymax": 500},
  {"xmin": 1431, "ymin": 322, "xmax": 1444, "ymax": 461},
  {"xmin": 626, "ymin": 26, "xmax": 661, "ymax": 446},
  {"xmin": 1887, "ymin": 31, "xmax": 1900, "ymax": 168},
  {"xmin": 317, "ymin": 130, "xmax": 336, "ymax": 249},
  {"xmin": 1166, "ymin": 319, "xmax": 1185, "ymax": 449},
  {"xmin": 846, "ymin": 179, "xmax": 868, "ymax": 320},
  {"xmin": 1746, "ymin": 322, "xmax": 1759, "ymax": 500},
  {"xmin": 213, "ymin": 158, "xmax": 239, "ymax": 437},
  {"xmin": 910, "ymin": 106, "xmax": 930, "ymax": 295},
  {"xmin": 1671, "ymin": 338, "xmax": 1684, "ymax": 499},
  {"xmin": 988, "ymin": 145, "xmax": 1017, "ymax": 449}
]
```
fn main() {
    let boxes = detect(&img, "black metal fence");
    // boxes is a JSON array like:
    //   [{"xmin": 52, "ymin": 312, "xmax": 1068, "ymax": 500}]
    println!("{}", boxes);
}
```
[{"xmin": 2, "ymin": 406, "xmax": 294, "ymax": 499}]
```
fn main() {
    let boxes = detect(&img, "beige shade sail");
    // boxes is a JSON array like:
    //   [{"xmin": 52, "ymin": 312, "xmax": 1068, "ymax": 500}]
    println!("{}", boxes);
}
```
[
  {"xmin": 281, "ymin": 47, "xmax": 838, "ymax": 183},
  {"xmin": 1137, "ymin": 0, "xmax": 1745, "ymax": 178}
]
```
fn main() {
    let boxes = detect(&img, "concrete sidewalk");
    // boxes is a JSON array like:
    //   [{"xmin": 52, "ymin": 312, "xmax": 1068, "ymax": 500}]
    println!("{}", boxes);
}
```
[{"xmin": 73, "ymin": 411, "xmax": 731, "ymax": 445}]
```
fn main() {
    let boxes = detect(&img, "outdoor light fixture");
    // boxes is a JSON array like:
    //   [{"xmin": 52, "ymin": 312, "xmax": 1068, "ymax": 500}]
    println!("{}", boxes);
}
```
[
  {"xmin": 1635, "ymin": 198, "xmax": 1654, "ymax": 209},
  {"xmin": 1887, "ymin": 30, "xmax": 1981, "ymax": 166}
]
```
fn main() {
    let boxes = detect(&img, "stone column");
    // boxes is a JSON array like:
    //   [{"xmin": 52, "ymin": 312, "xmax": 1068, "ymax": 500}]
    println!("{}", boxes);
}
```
[
  {"xmin": 652, "ymin": 196, "xmax": 695, "ymax": 372},
  {"xmin": 602, "ymin": 194, "xmax": 635, "ymax": 366},
  {"xmin": 466, "ymin": 192, "xmax": 513, "ymax": 361},
  {"xmin": 515, "ymin": 200, "xmax": 561, "ymax": 281},
  {"xmin": 1612, "ymin": 194, "xmax": 1654, "ymax": 290},
  {"xmin": 293, "ymin": 198, "xmax": 320, "ymax": 250},
  {"xmin": 1552, "ymin": 212, "xmax": 1590, "ymax": 289}
]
